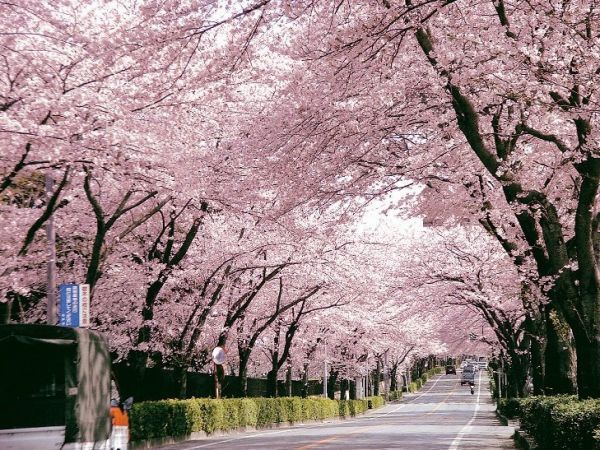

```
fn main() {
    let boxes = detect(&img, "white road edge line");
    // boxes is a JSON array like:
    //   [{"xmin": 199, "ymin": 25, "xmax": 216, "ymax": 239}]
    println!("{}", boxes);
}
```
[{"xmin": 448, "ymin": 371, "xmax": 483, "ymax": 450}]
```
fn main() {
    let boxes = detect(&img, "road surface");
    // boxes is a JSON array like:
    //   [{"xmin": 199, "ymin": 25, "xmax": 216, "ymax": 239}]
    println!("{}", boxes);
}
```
[{"xmin": 155, "ymin": 371, "xmax": 515, "ymax": 450}]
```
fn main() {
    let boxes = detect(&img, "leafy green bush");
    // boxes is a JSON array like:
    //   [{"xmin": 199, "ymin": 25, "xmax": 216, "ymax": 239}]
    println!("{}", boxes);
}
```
[
  {"xmin": 195, "ymin": 398, "xmax": 225, "ymax": 434},
  {"xmin": 340, "ymin": 399, "xmax": 369, "ymax": 416},
  {"xmin": 129, "ymin": 399, "xmax": 200, "ymax": 441},
  {"xmin": 389, "ymin": 390, "xmax": 402, "ymax": 401},
  {"xmin": 130, "ymin": 395, "xmax": 387, "ymax": 442},
  {"xmin": 504, "ymin": 395, "xmax": 600, "ymax": 450},
  {"xmin": 368, "ymin": 396, "xmax": 385, "ymax": 409},
  {"xmin": 237, "ymin": 398, "xmax": 258, "ymax": 427},
  {"xmin": 518, "ymin": 395, "xmax": 576, "ymax": 448},
  {"xmin": 279, "ymin": 397, "xmax": 303, "ymax": 423},
  {"xmin": 497, "ymin": 398, "xmax": 522, "ymax": 419},
  {"xmin": 551, "ymin": 399, "xmax": 600, "ymax": 450},
  {"xmin": 129, "ymin": 400, "xmax": 170, "ymax": 441}
]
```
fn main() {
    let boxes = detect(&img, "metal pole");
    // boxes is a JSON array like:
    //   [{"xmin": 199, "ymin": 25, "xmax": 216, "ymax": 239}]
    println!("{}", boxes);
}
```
[
  {"xmin": 383, "ymin": 349, "xmax": 389, "ymax": 400},
  {"xmin": 497, "ymin": 370, "xmax": 502, "ymax": 399},
  {"xmin": 323, "ymin": 360, "xmax": 328, "ymax": 398},
  {"xmin": 45, "ymin": 172, "xmax": 57, "ymax": 325},
  {"xmin": 366, "ymin": 355, "xmax": 370, "ymax": 396}
]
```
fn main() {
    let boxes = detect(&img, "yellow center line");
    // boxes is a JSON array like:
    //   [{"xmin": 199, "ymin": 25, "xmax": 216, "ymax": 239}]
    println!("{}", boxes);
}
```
[
  {"xmin": 296, "ymin": 377, "xmax": 459, "ymax": 449},
  {"xmin": 417, "ymin": 379, "xmax": 459, "ymax": 418}
]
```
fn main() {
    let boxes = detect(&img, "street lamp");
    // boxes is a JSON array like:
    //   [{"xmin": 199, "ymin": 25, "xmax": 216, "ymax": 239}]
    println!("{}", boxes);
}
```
[{"xmin": 212, "ymin": 346, "xmax": 226, "ymax": 399}]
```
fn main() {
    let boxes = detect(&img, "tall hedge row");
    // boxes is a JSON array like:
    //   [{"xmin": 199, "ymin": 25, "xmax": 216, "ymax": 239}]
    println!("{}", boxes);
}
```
[
  {"xmin": 129, "ymin": 396, "xmax": 380, "ymax": 441},
  {"xmin": 407, "ymin": 367, "xmax": 443, "ymax": 393},
  {"xmin": 498, "ymin": 395, "xmax": 600, "ymax": 450}
]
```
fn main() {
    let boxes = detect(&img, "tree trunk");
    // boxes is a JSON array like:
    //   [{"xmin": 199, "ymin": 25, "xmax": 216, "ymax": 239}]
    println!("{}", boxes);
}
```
[
  {"xmin": 506, "ymin": 352, "xmax": 528, "ymax": 398},
  {"xmin": 0, "ymin": 300, "xmax": 11, "ymax": 324},
  {"xmin": 237, "ymin": 365, "xmax": 249, "ymax": 398},
  {"xmin": 125, "ymin": 350, "xmax": 149, "ymax": 401},
  {"xmin": 390, "ymin": 365, "xmax": 398, "ymax": 392},
  {"xmin": 266, "ymin": 368, "xmax": 278, "ymax": 398},
  {"xmin": 173, "ymin": 364, "xmax": 188, "ymax": 399},
  {"xmin": 301, "ymin": 362, "xmax": 309, "ymax": 398},
  {"xmin": 286, "ymin": 364, "xmax": 292, "ymax": 397},
  {"xmin": 327, "ymin": 369, "xmax": 337, "ymax": 400},
  {"xmin": 544, "ymin": 307, "xmax": 577, "ymax": 394},
  {"xmin": 572, "ymin": 324, "xmax": 600, "ymax": 399},
  {"xmin": 530, "ymin": 333, "xmax": 546, "ymax": 395},
  {"xmin": 373, "ymin": 359, "xmax": 381, "ymax": 396},
  {"xmin": 340, "ymin": 379, "xmax": 348, "ymax": 400},
  {"xmin": 236, "ymin": 348, "xmax": 251, "ymax": 397},
  {"xmin": 267, "ymin": 319, "xmax": 281, "ymax": 397},
  {"xmin": 349, "ymin": 379, "xmax": 356, "ymax": 400}
]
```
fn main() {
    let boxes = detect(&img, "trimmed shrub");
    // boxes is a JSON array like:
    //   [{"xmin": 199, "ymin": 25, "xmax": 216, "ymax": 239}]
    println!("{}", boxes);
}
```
[
  {"xmin": 497, "ymin": 397, "xmax": 522, "ymax": 419},
  {"xmin": 278, "ymin": 397, "xmax": 303, "ymax": 423},
  {"xmin": 129, "ymin": 400, "xmax": 171, "ymax": 441},
  {"xmin": 339, "ymin": 400, "xmax": 350, "ymax": 417},
  {"xmin": 550, "ymin": 399, "xmax": 600, "ymax": 450},
  {"xmin": 389, "ymin": 390, "xmax": 402, "ymax": 401},
  {"xmin": 518, "ymin": 395, "xmax": 576, "ymax": 448},
  {"xmin": 253, "ymin": 397, "xmax": 282, "ymax": 426},
  {"xmin": 238, "ymin": 398, "xmax": 258, "ymax": 427},
  {"xmin": 130, "ymin": 395, "xmax": 386, "ymax": 442},
  {"xmin": 129, "ymin": 399, "xmax": 200, "ymax": 441},
  {"xmin": 368, "ymin": 396, "xmax": 385, "ymax": 409},
  {"xmin": 195, "ymin": 398, "xmax": 225, "ymax": 434}
]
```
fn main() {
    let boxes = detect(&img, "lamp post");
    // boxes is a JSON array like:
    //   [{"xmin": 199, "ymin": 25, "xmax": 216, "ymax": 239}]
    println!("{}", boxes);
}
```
[{"xmin": 212, "ymin": 347, "xmax": 226, "ymax": 399}]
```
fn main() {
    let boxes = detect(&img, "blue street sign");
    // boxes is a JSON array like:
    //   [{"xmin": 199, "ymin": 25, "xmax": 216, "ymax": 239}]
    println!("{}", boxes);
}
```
[{"xmin": 59, "ymin": 283, "xmax": 80, "ymax": 327}]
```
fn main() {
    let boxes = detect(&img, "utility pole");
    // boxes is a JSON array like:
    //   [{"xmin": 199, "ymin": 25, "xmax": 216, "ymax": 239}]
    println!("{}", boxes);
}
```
[{"xmin": 45, "ymin": 172, "xmax": 57, "ymax": 325}]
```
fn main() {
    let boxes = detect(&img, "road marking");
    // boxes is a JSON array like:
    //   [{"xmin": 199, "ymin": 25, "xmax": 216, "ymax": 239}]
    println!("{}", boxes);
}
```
[
  {"xmin": 181, "ymin": 427, "xmax": 299, "ymax": 449},
  {"xmin": 448, "ymin": 372, "xmax": 483, "ymax": 450},
  {"xmin": 297, "ymin": 373, "xmax": 453, "ymax": 449}
]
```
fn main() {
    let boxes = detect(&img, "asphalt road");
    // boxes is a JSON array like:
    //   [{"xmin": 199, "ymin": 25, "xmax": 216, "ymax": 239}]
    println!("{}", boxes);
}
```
[{"xmin": 155, "ymin": 371, "xmax": 515, "ymax": 450}]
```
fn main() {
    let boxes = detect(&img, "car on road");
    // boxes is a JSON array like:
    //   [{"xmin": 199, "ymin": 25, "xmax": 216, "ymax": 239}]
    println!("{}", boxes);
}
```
[
  {"xmin": 445, "ymin": 365, "xmax": 456, "ymax": 374},
  {"xmin": 460, "ymin": 365, "xmax": 476, "ymax": 385}
]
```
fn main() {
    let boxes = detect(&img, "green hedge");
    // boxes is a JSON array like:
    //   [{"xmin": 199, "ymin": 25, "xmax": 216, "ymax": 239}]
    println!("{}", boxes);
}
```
[
  {"xmin": 130, "ymin": 369, "xmax": 445, "ymax": 442},
  {"xmin": 497, "ymin": 397, "xmax": 522, "ymax": 419},
  {"xmin": 389, "ymin": 390, "xmax": 402, "ymax": 401},
  {"xmin": 499, "ymin": 395, "xmax": 600, "ymax": 450},
  {"xmin": 405, "ymin": 367, "xmax": 442, "ymax": 394},
  {"xmin": 130, "ymin": 396, "xmax": 380, "ymax": 441}
]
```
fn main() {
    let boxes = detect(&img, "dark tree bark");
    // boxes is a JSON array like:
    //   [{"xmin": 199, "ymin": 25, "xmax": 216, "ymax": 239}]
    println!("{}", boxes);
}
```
[
  {"xmin": 544, "ymin": 306, "xmax": 577, "ymax": 394},
  {"xmin": 327, "ymin": 368, "xmax": 338, "ymax": 400}
]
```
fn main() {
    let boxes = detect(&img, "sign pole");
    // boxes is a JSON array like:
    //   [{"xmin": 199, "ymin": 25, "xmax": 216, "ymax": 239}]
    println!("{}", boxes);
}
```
[
  {"xmin": 45, "ymin": 172, "xmax": 57, "ymax": 325},
  {"xmin": 323, "ymin": 361, "xmax": 328, "ymax": 398}
]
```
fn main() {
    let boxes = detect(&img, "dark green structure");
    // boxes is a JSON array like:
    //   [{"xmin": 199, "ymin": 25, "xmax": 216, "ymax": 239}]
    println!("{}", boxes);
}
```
[{"xmin": 0, "ymin": 324, "xmax": 111, "ymax": 445}]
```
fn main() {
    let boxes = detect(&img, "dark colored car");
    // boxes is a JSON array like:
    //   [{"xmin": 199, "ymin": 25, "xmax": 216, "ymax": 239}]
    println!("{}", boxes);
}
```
[{"xmin": 445, "ymin": 365, "xmax": 457, "ymax": 375}]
